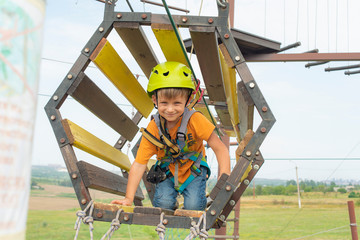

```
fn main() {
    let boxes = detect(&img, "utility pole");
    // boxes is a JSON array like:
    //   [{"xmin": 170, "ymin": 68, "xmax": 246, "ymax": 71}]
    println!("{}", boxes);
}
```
[{"xmin": 295, "ymin": 166, "xmax": 301, "ymax": 208}]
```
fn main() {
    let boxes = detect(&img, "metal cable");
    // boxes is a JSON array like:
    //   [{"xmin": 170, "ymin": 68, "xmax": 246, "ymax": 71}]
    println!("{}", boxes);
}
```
[{"xmin": 292, "ymin": 225, "xmax": 347, "ymax": 240}]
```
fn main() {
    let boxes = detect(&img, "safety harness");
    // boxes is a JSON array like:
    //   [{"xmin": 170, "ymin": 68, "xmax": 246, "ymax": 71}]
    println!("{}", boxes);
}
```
[{"xmin": 140, "ymin": 108, "xmax": 210, "ymax": 193}]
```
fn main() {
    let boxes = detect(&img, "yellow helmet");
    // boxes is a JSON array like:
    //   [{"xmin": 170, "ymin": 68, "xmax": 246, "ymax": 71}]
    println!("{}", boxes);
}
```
[{"xmin": 147, "ymin": 61, "xmax": 195, "ymax": 96}]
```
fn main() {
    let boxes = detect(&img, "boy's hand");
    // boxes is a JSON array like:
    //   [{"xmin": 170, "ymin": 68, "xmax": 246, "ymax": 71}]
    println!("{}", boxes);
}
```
[{"xmin": 111, "ymin": 198, "xmax": 132, "ymax": 206}]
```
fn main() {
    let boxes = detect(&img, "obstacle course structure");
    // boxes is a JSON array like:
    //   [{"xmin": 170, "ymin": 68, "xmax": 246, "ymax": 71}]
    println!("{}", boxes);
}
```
[{"xmin": 45, "ymin": 0, "xmax": 277, "ymax": 235}]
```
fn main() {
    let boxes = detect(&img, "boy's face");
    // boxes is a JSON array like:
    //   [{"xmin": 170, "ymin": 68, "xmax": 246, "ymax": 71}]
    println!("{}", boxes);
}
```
[{"xmin": 152, "ymin": 92, "xmax": 188, "ymax": 124}]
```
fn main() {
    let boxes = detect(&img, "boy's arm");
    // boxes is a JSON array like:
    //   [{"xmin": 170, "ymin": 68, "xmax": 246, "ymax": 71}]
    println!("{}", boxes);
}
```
[
  {"xmin": 207, "ymin": 131, "xmax": 231, "ymax": 176},
  {"xmin": 111, "ymin": 161, "xmax": 147, "ymax": 206}
]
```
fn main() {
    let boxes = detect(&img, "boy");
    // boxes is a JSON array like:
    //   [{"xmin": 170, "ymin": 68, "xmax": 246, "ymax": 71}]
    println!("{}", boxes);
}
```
[{"xmin": 112, "ymin": 61, "xmax": 230, "ymax": 210}]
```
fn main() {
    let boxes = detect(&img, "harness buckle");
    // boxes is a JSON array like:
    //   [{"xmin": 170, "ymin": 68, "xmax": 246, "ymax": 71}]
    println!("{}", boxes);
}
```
[
  {"xmin": 176, "ymin": 132, "xmax": 186, "ymax": 142},
  {"xmin": 192, "ymin": 166, "xmax": 202, "ymax": 176}
]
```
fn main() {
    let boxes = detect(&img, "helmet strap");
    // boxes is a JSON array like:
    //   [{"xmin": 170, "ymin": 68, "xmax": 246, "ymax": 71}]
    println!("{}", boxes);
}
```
[{"xmin": 153, "ymin": 91, "xmax": 159, "ymax": 109}]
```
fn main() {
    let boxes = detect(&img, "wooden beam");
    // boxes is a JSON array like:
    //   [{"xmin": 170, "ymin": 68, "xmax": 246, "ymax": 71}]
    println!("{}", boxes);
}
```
[
  {"xmin": 190, "ymin": 26, "xmax": 226, "ymax": 102},
  {"xmin": 90, "ymin": 38, "xmax": 153, "ymax": 118},
  {"xmin": 151, "ymin": 23, "xmax": 188, "ymax": 66},
  {"xmin": 114, "ymin": 22, "xmax": 159, "ymax": 78},
  {"xmin": 219, "ymin": 44, "xmax": 240, "ymax": 140},
  {"xmin": 70, "ymin": 72, "xmax": 139, "ymax": 141},
  {"xmin": 62, "ymin": 119, "xmax": 131, "ymax": 171},
  {"xmin": 237, "ymin": 81, "xmax": 254, "ymax": 139},
  {"xmin": 77, "ymin": 161, "xmax": 144, "ymax": 200}
]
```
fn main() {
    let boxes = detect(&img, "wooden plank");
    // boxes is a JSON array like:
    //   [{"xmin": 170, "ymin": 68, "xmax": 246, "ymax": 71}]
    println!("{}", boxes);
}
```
[
  {"xmin": 215, "ymin": 105, "xmax": 233, "ymax": 130},
  {"xmin": 237, "ymin": 81, "xmax": 254, "ymax": 139},
  {"xmin": 219, "ymin": 45, "xmax": 240, "ymax": 141},
  {"xmin": 134, "ymin": 206, "xmax": 174, "ymax": 216},
  {"xmin": 174, "ymin": 209, "xmax": 204, "ymax": 218},
  {"xmin": 151, "ymin": 23, "xmax": 188, "ymax": 66},
  {"xmin": 189, "ymin": 26, "xmax": 226, "ymax": 102},
  {"xmin": 209, "ymin": 173, "xmax": 229, "ymax": 200},
  {"xmin": 90, "ymin": 38, "xmax": 153, "ymax": 118},
  {"xmin": 235, "ymin": 129, "xmax": 254, "ymax": 161},
  {"xmin": 221, "ymin": 153, "xmax": 264, "ymax": 219},
  {"xmin": 60, "ymin": 144, "xmax": 92, "ymax": 209},
  {"xmin": 114, "ymin": 22, "xmax": 159, "ymax": 78},
  {"xmin": 62, "ymin": 119, "xmax": 131, "ymax": 171},
  {"xmin": 71, "ymin": 72, "xmax": 138, "ymax": 141},
  {"xmin": 235, "ymin": 129, "xmax": 254, "ymax": 182},
  {"xmin": 231, "ymin": 28, "xmax": 280, "ymax": 54},
  {"xmin": 94, "ymin": 202, "xmax": 134, "ymax": 213},
  {"xmin": 77, "ymin": 161, "xmax": 144, "ymax": 200}
]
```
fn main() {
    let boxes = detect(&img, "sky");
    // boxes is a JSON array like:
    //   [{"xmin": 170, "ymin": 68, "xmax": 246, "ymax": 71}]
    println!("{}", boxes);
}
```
[{"xmin": 32, "ymin": 0, "xmax": 360, "ymax": 182}]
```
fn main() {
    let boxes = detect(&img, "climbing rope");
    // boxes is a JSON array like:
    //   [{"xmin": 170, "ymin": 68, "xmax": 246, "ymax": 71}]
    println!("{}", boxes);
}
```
[
  {"xmin": 185, "ymin": 212, "xmax": 208, "ymax": 240},
  {"xmin": 101, "ymin": 209, "xmax": 123, "ymax": 240},
  {"xmin": 74, "ymin": 200, "xmax": 94, "ymax": 240},
  {"xmin": 160, "ymin": 0, "xmax": 222, "ymax": 139},
  {"xmin": 156, "ymin": 212, "xmax": 166, "ymax": 240}
]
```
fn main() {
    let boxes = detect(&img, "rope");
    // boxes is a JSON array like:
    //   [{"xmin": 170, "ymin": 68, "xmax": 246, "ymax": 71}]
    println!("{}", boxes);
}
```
[
  {"xmin": 101, "ymin": 209, "xmax": 123, "ymax": 240},
  {"xmin": 74, "ymin": 200, "xmax": 94, "ymax": 240},
  {"xmin": 216, "ymin": 0, "xmax": 226, "ymax": 8},
  {"xmin": 156, "ymin": 212, "xmax": 166, "ymax": 240},
  {"xmin": 185, "ymin": 212, "xmax": 208, "ymax": 240},
  {"xmin": 83, "ymin": 202, "xmax": 95, "ymax": 240},
  {"xmin": 160, "ymin": 0, "xmax": 222, "ymax": 139}
]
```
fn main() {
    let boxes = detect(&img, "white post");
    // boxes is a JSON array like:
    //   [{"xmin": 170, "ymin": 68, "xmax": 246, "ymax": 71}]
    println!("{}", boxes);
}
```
[{"xmin": 295, "ymin": 166, "xmax": 302, "ymax": 208}]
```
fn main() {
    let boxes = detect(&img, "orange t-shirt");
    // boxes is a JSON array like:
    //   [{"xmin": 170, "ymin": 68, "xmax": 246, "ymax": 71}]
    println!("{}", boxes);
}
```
[{"xmin": 135, "ymin": 112, "xmax": 215, "ymax": 183}]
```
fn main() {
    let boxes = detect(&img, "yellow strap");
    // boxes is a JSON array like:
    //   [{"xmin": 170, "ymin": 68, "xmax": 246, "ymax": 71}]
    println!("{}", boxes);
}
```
[
  {"xmin": 140, "ymin": 128, "xmax": 166, "ymax": 149},
  {"xmin": 159, "ymin": 117, "xmax": 181, "ymax": 157}
]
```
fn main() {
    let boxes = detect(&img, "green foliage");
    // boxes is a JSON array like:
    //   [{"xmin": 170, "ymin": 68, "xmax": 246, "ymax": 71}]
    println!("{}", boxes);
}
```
[
  {"xmin": 337, "ymin": 188, "xmax": 347, "ymax": 193},
  {"xmin": 348, "ymin": 192, "xmax": 360, "ymax": 198},
  {"xmin": 31, "ymin": 180, "xmax": 44, "ymax": 190}
]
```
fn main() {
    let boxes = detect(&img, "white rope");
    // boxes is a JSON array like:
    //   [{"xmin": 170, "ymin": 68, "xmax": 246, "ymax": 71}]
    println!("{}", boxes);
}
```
[
  {"xmin": 156, "ymin": 212, "xmax": 166, "ymax": 240},
  {"xmin": 83, "ymin": 202, "xmax": 95, "ymax": 240},
  {"xmin": 185, "ymin": 212, "xmax": 208, "ymax": 240},
  {"xmin": 74, "ymin": 200, "xmax": 94, "ymax": 240},
  {"xmin": 101, "ymin": 209, "xmax": 123, "ymax": 240}
]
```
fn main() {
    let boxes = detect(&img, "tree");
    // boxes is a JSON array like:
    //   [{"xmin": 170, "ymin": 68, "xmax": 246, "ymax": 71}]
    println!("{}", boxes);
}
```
[
  {"xmin": 286, "ymin": 180, "xmax": 296, "ymax": 186},
  {"xmin": 338, "ymin": 188, "xmax": 347, "ymax": 194}
]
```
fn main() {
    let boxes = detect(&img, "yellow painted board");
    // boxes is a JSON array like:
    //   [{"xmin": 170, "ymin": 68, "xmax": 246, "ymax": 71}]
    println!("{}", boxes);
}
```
[
  {"xmin": 219, "ymin": 48, "xmax": 241, "ymax": 142},
  {"xmin": 62, "ymin": 119, "xmax": 131, "ymax": 171},
  {"xmin": 151, "ymin": 24, "xmax": 188, "ymax": 66},
  {"xmin": 90, "ymin": 38, "xmax": 153, "ymax": 118}
]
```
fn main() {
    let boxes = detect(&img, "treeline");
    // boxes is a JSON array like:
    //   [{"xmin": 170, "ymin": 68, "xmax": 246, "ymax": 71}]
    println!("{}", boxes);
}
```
[
  {"xmin": 31, "ymin": 177, "xmax": 72, "ymax": 189},
  {"xmin": 242, "ymin": 180, "xmax": 360, "ymax": 196}
]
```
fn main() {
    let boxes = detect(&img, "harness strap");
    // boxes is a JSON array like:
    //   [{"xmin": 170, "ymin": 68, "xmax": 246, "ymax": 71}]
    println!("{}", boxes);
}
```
[
  {"xmin": 177, "ymin": 108, "xmax": 196, "ymax": 149},
  {"xmin": 154, "ymin": 115, "xmax": 181, "ymax": 157},
  {"xmin": 174, "ymin": 161, "xmax": 179, "ymax": 189},
  {"xmin": 140, "ymin": 128, "xmax": 166, "ymax": 149}
]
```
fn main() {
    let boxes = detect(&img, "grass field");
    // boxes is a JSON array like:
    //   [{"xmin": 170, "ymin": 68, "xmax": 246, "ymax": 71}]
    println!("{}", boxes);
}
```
[{"xmin": 26, "ymin": 185, "xmax": 359, "ymax": 239}]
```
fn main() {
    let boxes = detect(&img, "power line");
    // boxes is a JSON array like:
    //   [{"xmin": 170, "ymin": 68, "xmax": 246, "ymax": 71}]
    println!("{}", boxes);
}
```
[
  {"xmin": 37, "ymin": 93, "xmax": 133, "ymax": 107},
  {"xmin": 325, "ymin": 140, "xmax": 360, "ymax": 182},
  {"xmin": 41, "ymin": 57, "xmax": 147, "ymax": 78}
]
